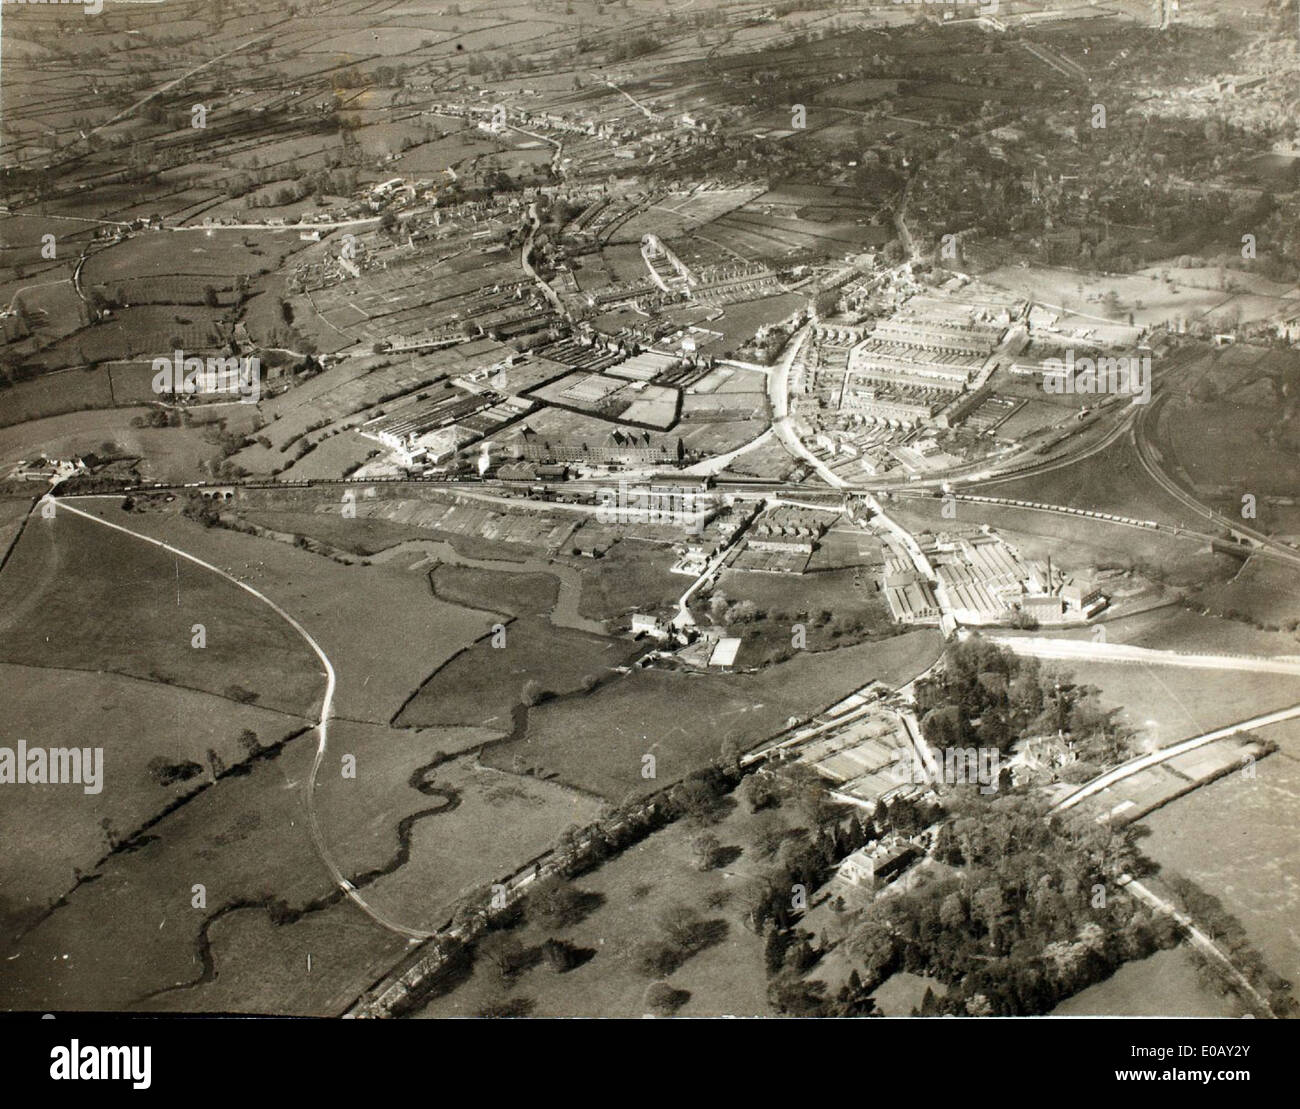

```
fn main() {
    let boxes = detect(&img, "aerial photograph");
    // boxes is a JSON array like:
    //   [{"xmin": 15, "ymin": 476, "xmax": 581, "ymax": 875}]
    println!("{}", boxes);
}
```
[{"xmin": 0, "ymin": 0, "xmax": 1296, "ymax": 1063}]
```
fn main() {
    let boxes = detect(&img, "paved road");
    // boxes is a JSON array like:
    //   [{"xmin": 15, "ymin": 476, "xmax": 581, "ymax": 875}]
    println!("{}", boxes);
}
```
[
  {"xmin": 522, "ymin": 201, "xmax": 567, "ymax": 318},
  {"xmin": 765, "ymin": 325, "xmax": 844, "ymax": 487},
  {"xmin": 990, "ymin": 635, "xmax": 1300, "ymax": 676},
  {"xmin": 1051, "ymin": 701, "xmax": 1300, "ymax": 815},
  {"xmin": 1037, "ymin": 635, "xmax": 1298, "ymax": 1017}
]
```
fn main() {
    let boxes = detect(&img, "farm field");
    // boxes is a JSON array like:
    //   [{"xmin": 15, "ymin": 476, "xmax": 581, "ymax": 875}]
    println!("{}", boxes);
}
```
[
  {"xmin": 1139, "ymin": 716, "xmax": 1300, "ymax": 990},
  {"xmin": 0, "ymin": 715, "xmax": 518, "ymax": 1015},
  {"xmin": 0, "ymin": 407, "xmax": 254, "ymax": 485},
  {"xmin": 396, "ymin": 616, "xmax": 639, "ymax": 732},
  {"xmin": 217, "ymin": 496, "xmax": 614, "ymax": 635},
  {"xmin": 0, "ymin": 367, "xmax": 117, "ymax": 427},
  {"xmin": 1048, "ymin": 659, "xmax": 1300, "ymax": 752},
  {"xmin": 677, "ymin": 412, "xmax": 768, "ymax": 458},
  {"xmin": 411, "ymin": 776, "xmax": 816, "ymax": 1018},
  {"xmin": 866, "ymin": 972, "xmax": 949, "ymax": 1017},
  {"xmin": 808, "ymin": 528, "xmax": 886, "ymax": 571},
  {"xmin": 481, "ymin": 629, "xmax": 942, "ymax": 800},
  {"xmin": 1049, "ymin": 946, "xmax": 1241, "ymax": 1018},
  {"xmin": 428, "ymin": 550, "xmax": 612, "ymax": 634},
  {"xmin": 0, "ymin": 507, "xmax": 322, "ymax": 717},
  {"xmin": 0, "ymin": 663, "xmax": 308, "ymax": 936},
  {"xmin": 37, "ymin": 305, "xmax": 230, "ymax": 370},
  {"xmin": 0, "ymin": 214, "xmax": 97, "ymax": 268},
  {"xmin": 55, "ymin": 498, "xmax": 496, "ymax": 723}
]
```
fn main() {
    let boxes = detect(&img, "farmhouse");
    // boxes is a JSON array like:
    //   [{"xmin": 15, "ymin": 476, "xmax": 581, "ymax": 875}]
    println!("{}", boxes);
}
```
[{"xmin": 630, "ymin": 614, "xmax": 669, "ymax": 640}]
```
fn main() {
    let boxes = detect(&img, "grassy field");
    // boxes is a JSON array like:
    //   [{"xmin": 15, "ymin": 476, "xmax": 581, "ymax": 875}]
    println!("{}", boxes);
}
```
[
  {"xmin": 967, "ymin": 436, "xmax": 1202, "ymax": 531},
  {"xmin": 81, "ymin": 229, "xmax": 304, "ymax": 284},
  {"xmin": 0, "ymin": 664, "xmax": 307, "ymax": 937},
  {"xmin": 430, "ymin": 563, "xmax": 559, "ymax": 618},
  {"xmin": 481, "ymin": 630, "xmax": 942, "ymax": 800},
  {"xmin": 0, "ymin": 499, "xmax": 608, "ymax": 1013},
  {"xmin": 983, "ymin": 264, "xmax": 1200, "ymax": 337},
  {"xmin": 0, "ymin": 367, "xmax": 117, "ymax": 427},
  {"xmin": 1152, "ymin": 346, "xmax": 1300, "ymax": 537},
  {"xmin": 37, "ymin": 304, "xmax": 229, "ymax": 370},
  {"xmin": 0, "ymin": 728, "xmax": 345, "ymax": 1011},
  {"xmin": 715, "ymin": 564, "xmax": 889, "ymax": 622},
  {"xmin": 314, "ymin": 720, "xmax": 605, "ymax": 937},
  {"xmin": 1190, "ymin": 558, "xmax": 1300, "ymax": 628},
  {"xmin": 0, "ymin": 494, "xmax": 33, "ymax": 561},
  {"xmin": 707, "ymin": 565, "xmax": 898, "ymax": 666},
  {"xmin": 1049, "ymin": 946, "xmax": 1241, "ymax": 1018},
  {"xmin": 569, "ymin": 538, "xmax": 685, "ymax": 624},
  {"xmin": 718, "ymin": 434, "xmax": 802, "ymax": 481},
  {"xmin": 238, "ymin": 487, "xmax": 578, "ymax": 558},
  {"xmin": 397, "ymin": 617, "xmax": 639, "ymax": 732},
  {"xmin": 0, "ymin": 407, "xmax": 254, "ymax": 484},
  {"xmin": 94, "ymin": 500, "xmax": 495, "ymax": 724},
  {"xmin": 1139, "ymin": 715, "xmax": 1300, "ymax": 990},
  {"xmin": 1086, "ymin": 606, "xmax": 1300, "ymax": 658},
  {"xmin": 0, "ymin": 507, "xmax": 322, "ymax": 717},
  {"xmin": 237, "ymin": 508, "xmax": 450, "ymax": 557},
  {"xmin": 0, "ymin": 704, "xmax": 607, "ymax": 1013},
  {"xmin": 412, "ymin": 778, "xmax": 813, "ymax": 1018},
  {"xmin": 1057, "ymin": 660, "xmax": 1300, "ymax": 751}
]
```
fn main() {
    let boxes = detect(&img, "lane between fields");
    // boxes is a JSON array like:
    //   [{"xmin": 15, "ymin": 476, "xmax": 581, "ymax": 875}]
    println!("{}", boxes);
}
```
[
  {"xmin": 1033, "ymin": 644, "xmax": 1300, "ymax": 1018},
  {"xmin": 43, "ymin": 497, "xmax": 433, "ymax": 942}
]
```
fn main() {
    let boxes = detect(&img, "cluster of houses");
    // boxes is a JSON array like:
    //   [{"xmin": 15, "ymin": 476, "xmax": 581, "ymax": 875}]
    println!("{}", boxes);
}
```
[{"xmin": 10, "ymin": 456, "xmax": 92, "ymax": 484}]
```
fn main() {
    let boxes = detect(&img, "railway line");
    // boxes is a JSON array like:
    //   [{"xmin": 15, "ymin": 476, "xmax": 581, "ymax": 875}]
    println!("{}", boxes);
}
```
[{"xmin": 1132, "ymin": 391, "xmax": 1300, "ymax": 570}]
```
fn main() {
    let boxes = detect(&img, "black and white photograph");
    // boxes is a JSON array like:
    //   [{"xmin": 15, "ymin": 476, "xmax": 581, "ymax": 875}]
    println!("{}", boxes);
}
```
[{"xmin": 0, "ymin": 0, "xmax": 1294, "ymax": 1083}]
